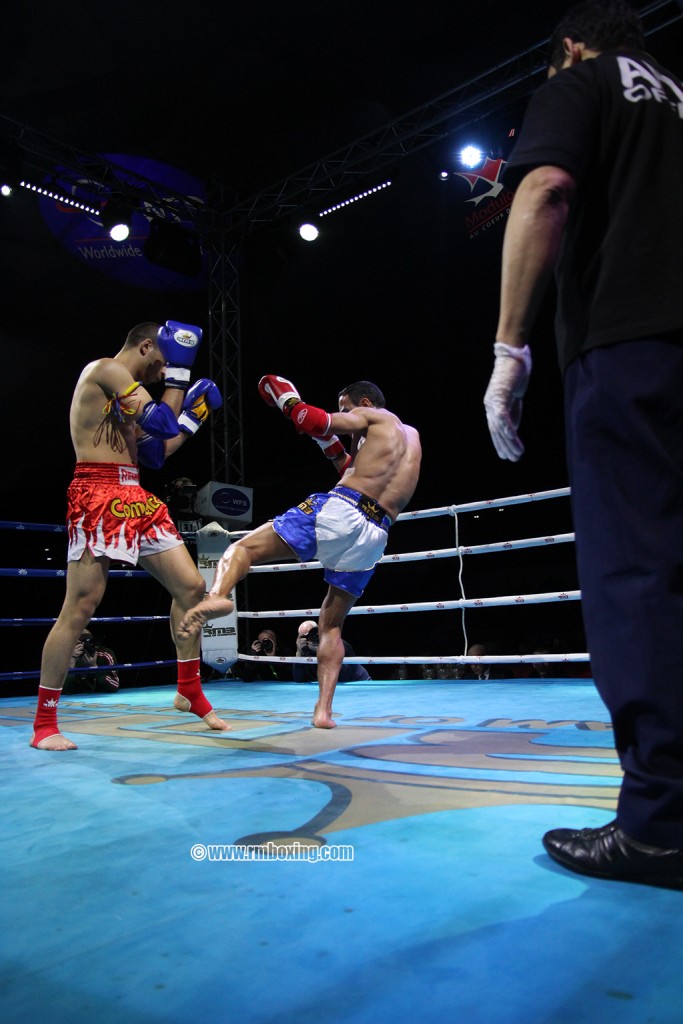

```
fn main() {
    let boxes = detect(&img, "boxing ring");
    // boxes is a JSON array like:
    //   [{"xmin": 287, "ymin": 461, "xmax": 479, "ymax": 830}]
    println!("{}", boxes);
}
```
[
  {"xmin": 1, "ymin": 486, "xmax": 587, "ymax": 684},
  {"xmin": 197, "ymin": 486, "xmax": 589, "ymax": 677},
  {"xmin": 2, "ymin": 489, "xmax": 682, "ymax": 1024}
]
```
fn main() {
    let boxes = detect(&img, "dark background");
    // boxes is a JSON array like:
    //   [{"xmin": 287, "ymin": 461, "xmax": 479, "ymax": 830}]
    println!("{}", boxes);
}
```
[{"xmin": 2, "ymin": 1, "xmax": 681, "ymax": 688}]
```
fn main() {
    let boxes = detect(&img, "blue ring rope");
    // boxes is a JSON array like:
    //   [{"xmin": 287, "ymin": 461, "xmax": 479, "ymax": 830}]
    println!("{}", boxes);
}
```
[
  {"xmin": 0, "ymin": 660, "xmax": 176, "ymax": 682},
  {"xmin": 1, "ymin": 521, "xmax": 177, "ymax": 683},
  {"xmin": 0, "ymin": 521, "xmax": 66, "ymax": 532},
  {"xmin": 0, "ymin": 616, "xmax": 170, "ymax": 626},
  {"xmin": 0, "ymin": 568, "xmax": 148, "ymax": 578}
]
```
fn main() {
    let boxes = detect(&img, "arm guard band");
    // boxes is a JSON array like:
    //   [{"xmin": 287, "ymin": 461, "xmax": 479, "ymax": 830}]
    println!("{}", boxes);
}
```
[
  {"xmin": 137, "ymin": 432, "xmax": 166, "ymax": 469},
  {"xmin": 137, "ymin": 400, "xmax": 179, "ymax": 439},
  {"xmin": 290, "ymin": 402, "xmax": 332, "ymax": 437}
]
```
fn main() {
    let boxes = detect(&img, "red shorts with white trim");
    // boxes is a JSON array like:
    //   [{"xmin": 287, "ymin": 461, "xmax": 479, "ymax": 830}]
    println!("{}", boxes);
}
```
[{"xmin": 66, "ymin": 462, "xmax": 184, "ymax": 565}]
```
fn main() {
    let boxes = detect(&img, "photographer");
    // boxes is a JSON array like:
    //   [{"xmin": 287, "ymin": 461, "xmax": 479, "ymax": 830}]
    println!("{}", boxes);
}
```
[
  {"xmin": 164, "ymin": 476, "xmax": 202, "ymax": 541},
  {"xmin": 293, "ymin": 620, "xmax": 371, "ymax": 684},
  {"xmin": 231, "ymin": 629, "xmax": 291, "ymax": 682},
  {"xmin": 62, "ymin": 628, "xmax": 120, "ymax": 695}
]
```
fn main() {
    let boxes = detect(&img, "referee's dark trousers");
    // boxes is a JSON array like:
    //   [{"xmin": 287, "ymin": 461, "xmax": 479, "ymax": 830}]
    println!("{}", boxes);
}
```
[{"xmin": 565, "ymin": 335, "xmax": 683, "ymax": 848}]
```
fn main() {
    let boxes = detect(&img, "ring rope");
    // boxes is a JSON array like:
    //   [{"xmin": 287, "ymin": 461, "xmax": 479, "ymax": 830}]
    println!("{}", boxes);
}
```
[
  {"xmin": 0, "ymin": 489, "xmax": 569, "ymax": 536},
  {"xmin": 0, "ymin": 521, "xmax": 174, "ymax": 684},
  {"xmin": 1, "ymin": 486, "xmax": 583, "ymax": 675},
  {"xmin": 0, "ymin": 521, "xmax": 66, "ymax": 532},
  {"xmin": 0, "ymin": 616, "xmax": 170, "ymax": 626},
  {"xmin": 246, "ymin": 533, "xmax": 575, "ymax": 574},
  {"xmin": 454, "ymin": 507, "xmax": 468, "ymax": 656},
  {"xmin": 395, "ymin": 487, "xmax": 571, "ymax": 521},
  {"xmin": 0, "ymin": 568, "xmax": 147, "ymax": 578},
  {"xmin": 0, "ymin": 660, "xmax": 176, "ymax": 682},
  {"xmin": 238, "ymin": 652, "xmax": 589, "ymax": 666},
  {"xmin": 232, "ymin": 486, "xmax": 585, "ymax": 667},
  {"xmin": 239, "ymin": 590, "xmax": 580, "ymax": 618}
]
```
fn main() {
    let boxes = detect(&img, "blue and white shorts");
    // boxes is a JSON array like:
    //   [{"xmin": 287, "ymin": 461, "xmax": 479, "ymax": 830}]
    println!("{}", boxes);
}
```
[{"xmin": 272, "ymin": 485, "xmax": 392, "ymax": 598}]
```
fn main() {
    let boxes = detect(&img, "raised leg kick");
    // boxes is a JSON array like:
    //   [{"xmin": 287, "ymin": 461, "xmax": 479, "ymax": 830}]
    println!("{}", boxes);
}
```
[{"xmin": 178, "ymin": 523, "xmax": 291, "ymax": 642}]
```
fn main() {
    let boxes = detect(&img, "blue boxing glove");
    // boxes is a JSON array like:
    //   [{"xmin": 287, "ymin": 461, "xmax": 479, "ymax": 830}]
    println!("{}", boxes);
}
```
[
  {"xmin": 157, "ymin": 320, "xmax": 203, "ymax": 390},
  {"xmin": 178, "ymin": 378, "xmax": 222, "ymax": 435}
]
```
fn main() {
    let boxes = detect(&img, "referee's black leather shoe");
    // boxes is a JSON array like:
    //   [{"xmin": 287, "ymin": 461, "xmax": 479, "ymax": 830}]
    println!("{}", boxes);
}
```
[{"xmin": 542, "ymin": 820, "xmax": 683, "ymax": 890}]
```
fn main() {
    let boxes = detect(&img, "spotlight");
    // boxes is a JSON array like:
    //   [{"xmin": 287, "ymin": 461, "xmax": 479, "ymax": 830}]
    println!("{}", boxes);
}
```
[
  {"xmin": 438, "ymin": 170, "xmax": 449, "ymax": 181},
  {"xmin": 100, "ymin": 197, "xmax": 135, "ymax": 241},
  {"xmin": 459, "ymin": 145, "xmax": 484, "ymax": 169},
  {"xmin": 0, "ymin": 145, "xmax": 21, "ymax": 197},
  {"xmin": 298, "ymin": 220, "xmax": 319, "ymax": 242},
  {"xmin": 143, "ymin": 219, "xmax": 202, "ymax": 278}
]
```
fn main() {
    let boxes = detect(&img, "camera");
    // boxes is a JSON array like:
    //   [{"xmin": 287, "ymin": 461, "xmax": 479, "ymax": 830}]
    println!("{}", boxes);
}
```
[
  {"xmin": 257, "ymin": 637, "xmax": 274, "ymax": 655},
  {"xmin": 82, "ymin": 637, "xmax": 97, "ymax": 654},
  {"xmin": 303, "ymin": 628, "xmax": 319, "ymax": 652}
]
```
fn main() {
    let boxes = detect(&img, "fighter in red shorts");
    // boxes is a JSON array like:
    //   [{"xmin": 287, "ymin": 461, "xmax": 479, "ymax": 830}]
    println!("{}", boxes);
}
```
[{"xmin": 31, "ymin": 321, "xmax": 229, "ymax": 750}]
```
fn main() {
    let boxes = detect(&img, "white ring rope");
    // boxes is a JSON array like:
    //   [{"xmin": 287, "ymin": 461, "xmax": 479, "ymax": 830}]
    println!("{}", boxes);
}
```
[
  {"xmin": 228, "ymin": 487, "xmax": 588, "ymax": 667},
  {"xmin": 240, "ymin": 652, "xmax": 589, "ymax": 666},
  {"xmin": 394, "ymin": 487, "xmax": 571, "ymax": 520},
  {"xmin": 247, "ymin": 534, "xmax": 575, "ymax": 573},
  {"xmin": 241, "ymin": 592, "xmax": 580, "ymax": 616}
]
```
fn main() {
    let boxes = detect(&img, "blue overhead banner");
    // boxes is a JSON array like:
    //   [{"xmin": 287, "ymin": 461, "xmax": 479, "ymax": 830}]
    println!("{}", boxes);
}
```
[{"xmin": 38, "ymin": 154, "xmax": 208, "ymax": 291}]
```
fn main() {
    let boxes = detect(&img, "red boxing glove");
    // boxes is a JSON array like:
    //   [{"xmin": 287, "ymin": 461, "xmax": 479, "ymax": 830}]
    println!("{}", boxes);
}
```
[
  {"xmin": 290, "ymin": 402, "xmax": 332, "ymax": 437},
  {"xmin": 258, "ymin": 374, "xmax": 301, "ymax": 415}
]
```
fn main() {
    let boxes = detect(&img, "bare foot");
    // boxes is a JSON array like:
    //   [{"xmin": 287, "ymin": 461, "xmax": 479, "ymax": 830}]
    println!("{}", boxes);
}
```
[
  {"xmin": 30, "ymin": 731, "xmax": 78, "ymax": 750},
  {"xmin": 312, "ymin": 702, "xmax": 336, "ymax": 729},
  {"xmin": 202, "ymin": 710, "xmax": 231, "ymax": 731},
  {"xmin": 173, "ymin": 693, "xmax": 231, "ymax": 731},
  {"xmin": 177, "ymin": 596, "xmax": 235, "ymax": 640}
]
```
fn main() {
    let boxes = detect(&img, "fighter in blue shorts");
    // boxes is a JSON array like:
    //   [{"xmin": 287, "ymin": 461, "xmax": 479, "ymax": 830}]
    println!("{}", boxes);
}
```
[
  {"xmin": 273, "ymin": 485, "xmax": 392, "ymax": 598},
  {"xmin": 179, "ymin": 376, "xmax": 422, "ymax": 729}
]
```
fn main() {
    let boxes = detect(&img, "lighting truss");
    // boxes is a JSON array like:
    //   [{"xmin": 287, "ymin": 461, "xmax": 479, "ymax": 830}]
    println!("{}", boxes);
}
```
[
  {"xmin": 220, "ymin": 0, "xmax": 682, "ymax": 236},
  {"xmin": 1, "ymin": 0, "xmax": 680, "ymax": 488}
]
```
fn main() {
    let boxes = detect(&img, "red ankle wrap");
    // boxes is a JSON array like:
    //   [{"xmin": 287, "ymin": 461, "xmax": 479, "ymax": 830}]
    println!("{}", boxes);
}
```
[
  {"xmin": 32, "ymin": 686, "xmax": 62, "ymax": 746},
  {"xmin": 177, "ymin": 658, "xmax": 212, "ymax": 719}
]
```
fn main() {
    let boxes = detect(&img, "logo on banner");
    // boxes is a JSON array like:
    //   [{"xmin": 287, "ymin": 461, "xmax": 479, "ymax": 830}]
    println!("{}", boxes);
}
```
[
  {"xmin": 212, "ymin": 488, "xmax": 252, "ymax": 519},
  {"xmin": 38, "ymin": 154, "xmax": 208, "ymax": 291},
  {"xmin": 455, "ymin": 157, "xmax": 514, "ymax": 240}
]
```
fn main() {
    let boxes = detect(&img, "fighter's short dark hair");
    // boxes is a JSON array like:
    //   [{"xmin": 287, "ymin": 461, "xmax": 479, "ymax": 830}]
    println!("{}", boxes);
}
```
[
  {"xmin": 338, "ymin": 381, "xmax": 386, "ymax": 408},
  {"xmin": 547, "ymin": 1, "xmax": 644, "ymax": 71},
  {"xmin": 124, "ymin": 322, "xmax": 160, "ymax": 348}
]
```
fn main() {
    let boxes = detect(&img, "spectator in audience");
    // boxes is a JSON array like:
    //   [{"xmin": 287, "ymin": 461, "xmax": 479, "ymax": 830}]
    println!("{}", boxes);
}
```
[
  {"xmin": 62, "ymin": 628, "xmax": 120, "ymax": 695},
  {"xmin": 455, "ymin": 642, "xmax": 507, "ymax": 680},
  {"xmin": 231, "ymin": 629, "xmax": 292, "ymax": 682},
  {"xmin": 531, "ymin": 646, "xmax": 567, "ymax": 679},
  {"xmin": 293, "ymin": 620, "xmax": 371, "ymax": 684}
]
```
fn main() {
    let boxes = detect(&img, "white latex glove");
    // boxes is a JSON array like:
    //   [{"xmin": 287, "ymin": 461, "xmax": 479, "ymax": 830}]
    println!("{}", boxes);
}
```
[{"xmin": 483, "ymin": 342, "xmax": 532, "ymax": 461}]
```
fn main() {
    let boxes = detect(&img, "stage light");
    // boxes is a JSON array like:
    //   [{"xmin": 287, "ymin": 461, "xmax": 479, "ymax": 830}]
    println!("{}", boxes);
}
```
[
  {"xmin": 19, "ymin": 180, "xmax": 98, "ymax": 213},
  {"xmin": 318, "ymin": 179, "xmax": 392, "ymax": 218},
  {"xmin": 459, "ymin": 145, "xmax": 484, "ymax": 169},
  {"xmin": 438, "ymin": 170, "xmax": 449, "ymax": 181},
  {"xmin": 298, "ymin": 220, "xmax": 319, "ymax": 241},
  {"xmin": 100, "ymin": 197, "xmax": 135, "ymax": 241},
  {"xmin": 0, "ymin": 146, "xmax": 21, "ymax": 197}
]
